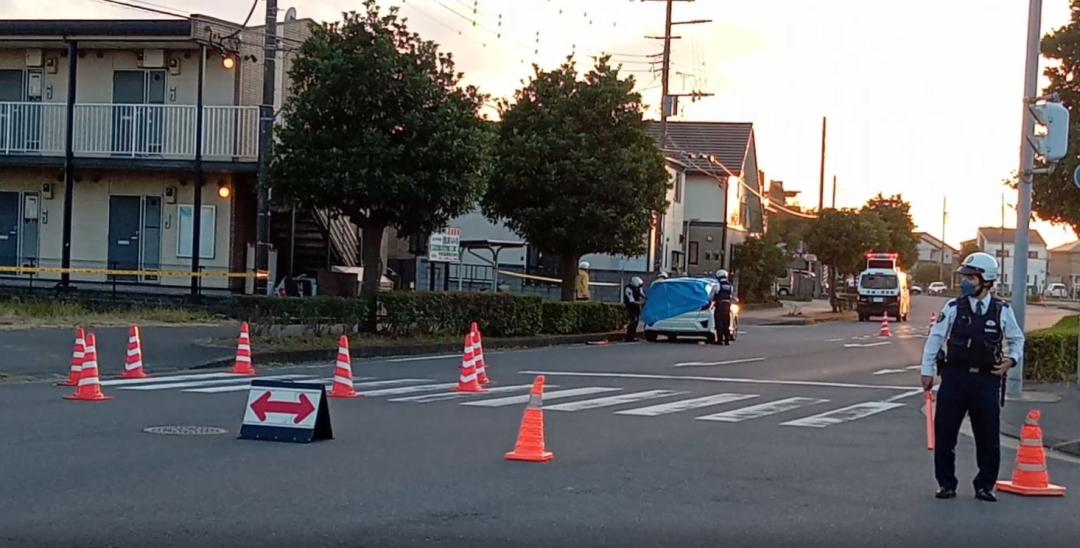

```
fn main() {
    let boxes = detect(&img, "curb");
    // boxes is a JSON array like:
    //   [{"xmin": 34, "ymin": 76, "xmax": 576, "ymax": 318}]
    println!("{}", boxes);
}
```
[
  {"xmin": 190, "ymin": 331, "xmax": 626, "ymax": 371},
  {"xmin": 1000, "ymin": 419, "xmax": 1080, "ymax": 458}
]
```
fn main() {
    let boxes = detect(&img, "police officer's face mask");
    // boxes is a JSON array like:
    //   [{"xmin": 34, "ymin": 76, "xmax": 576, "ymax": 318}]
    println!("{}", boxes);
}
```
[{"xmin": 960, "ymin": 278, "xmax": 979, "ymax": 297}]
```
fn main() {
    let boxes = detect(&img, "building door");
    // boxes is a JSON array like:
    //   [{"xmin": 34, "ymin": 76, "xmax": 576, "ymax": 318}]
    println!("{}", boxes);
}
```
[
  {"xmin": 0, "ymin": 70, "xmax": 23, "ymax": 152},
  {"xmin": 112, "ymin": 71, "xmax": 165, "ymax": 155},
  {"xmin": 107, "ymin": 195, "xmax": 141, "ymax": 280},
  {"xmin": 0, "ymin": 192, "xmax": 20, "ymax": 267}
]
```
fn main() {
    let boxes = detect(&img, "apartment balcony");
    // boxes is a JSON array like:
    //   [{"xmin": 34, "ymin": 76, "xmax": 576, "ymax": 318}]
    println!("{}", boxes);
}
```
[{"xmin": 0, "ymin": 102, "xmax": 259, "ymax": 163}]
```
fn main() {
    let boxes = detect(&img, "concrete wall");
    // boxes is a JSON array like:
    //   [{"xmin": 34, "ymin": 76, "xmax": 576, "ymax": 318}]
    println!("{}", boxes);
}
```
[
  {"xmin": 0, "ymin": 168, "xmax": 236, "ymax": 289},
  {"xmin": 684, "ymin": 174, "xmax": 725, "ymax": 222}
]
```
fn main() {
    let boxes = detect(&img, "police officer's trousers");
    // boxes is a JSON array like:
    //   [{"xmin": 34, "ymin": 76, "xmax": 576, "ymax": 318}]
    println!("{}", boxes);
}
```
[
  {"xmin": 934, "ymin": 368, "xmax": 1002, "ymax": 491},
  {"xmin": 714, "ymin": 302, "xmax": 731, "ymax": 344},
  {"xmin": 625, "ymin": 303, "xmax": 641, "ymax": 342}
]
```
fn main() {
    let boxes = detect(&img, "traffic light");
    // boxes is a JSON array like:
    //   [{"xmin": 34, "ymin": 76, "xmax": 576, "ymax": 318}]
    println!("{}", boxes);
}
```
[{"xmin": 1031, "ymin": 101, "xmax": 1070, "ymax": 162}]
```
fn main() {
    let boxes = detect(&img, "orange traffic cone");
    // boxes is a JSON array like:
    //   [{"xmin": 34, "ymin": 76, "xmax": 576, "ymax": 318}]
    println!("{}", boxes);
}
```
[
  {"xmin": 505, "ymin": 375, "xmax": 554, "ymax": 462},
  {"xmin": 58, "ymin": 327, "xmax": 85, "ymax": 387},
  {"xmin": 472, "ymin": 323, "xmax": 490, "ymax": 385},
  {"xmin": 64, "ymin": 333, "xmax": 112, "ymax": 401},
  {"xmin": 329, "ymin": 335, "xmax": 361, "ymax": 399},
  {"xmin": 878, "ymin": 315, "xmax": 892, "ymax": 337},
  {"xmin": 120, "ymin": 325, "xmax": 149, "ymax": 379},
  {"xmin": 232, "ymin": 322, "xmax": 256, "ymax": 376},
  {"xmin": 455, "ymin": 332, "xmax": 484, "ymax": 393},
  {"xmin": 996, "ymin": 410, "xmax": 1067, "ymax": 496}
]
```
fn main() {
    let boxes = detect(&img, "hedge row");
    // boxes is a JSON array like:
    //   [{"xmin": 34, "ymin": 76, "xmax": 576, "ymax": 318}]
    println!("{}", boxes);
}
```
[
  {"xmin": 228, "ymin": 292, "xmax": 626, "ymax": 338},
  {"xmin": 1023, "ymin": 316, "xmax": 1079, "ymax": 383}
]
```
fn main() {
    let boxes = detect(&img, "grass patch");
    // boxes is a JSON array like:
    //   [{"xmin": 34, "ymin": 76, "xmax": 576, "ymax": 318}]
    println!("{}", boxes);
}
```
[{"xmin": 0, "ymin": 299, "xmax": 218, "ymax": 328}]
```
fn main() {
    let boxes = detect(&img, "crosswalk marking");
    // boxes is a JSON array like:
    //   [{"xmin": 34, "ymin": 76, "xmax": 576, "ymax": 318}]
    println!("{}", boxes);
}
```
[
  {"xmin": 360, "ymin": 383, "xmax": 459, "ymax": 397},
  {"xmin": 780, "ymin": 401, "xmax": 904, "ymax": 428},
  {"xmin": 310, "ymin": 378, "xmax": 430, "ymax": 389},
  {"xmin": 182, "ymin": 375, "xmax": 321, "ymax": 393},
  {"xmin": 389, "ymin": 384, "xmax": 537, "ymax": 404},
  {"xmin": 461, "ymin": 387, "xmax": 622, "ymax": 408},
  {"xmin": 545, "ymin": 390, "xmax": 685, "ymax": 412},
  {"xmin": 695, "ymin": 397, "xmax": 829, "ymax": 423},
  {"xmin": 123, "ymin": 374, "xmax": 314, "ymax": 391},
  {"xmin": 100, "ymin": 372, "xmax": 240, "ymax": 387},
  {"xmin": 615, "ymin": 393, "xmax": 758, "ymax": 417}
]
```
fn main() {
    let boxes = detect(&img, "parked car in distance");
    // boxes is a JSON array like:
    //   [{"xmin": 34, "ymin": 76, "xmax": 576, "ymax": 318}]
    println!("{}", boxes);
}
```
[
  {"xmin": 927, "ymin": 282, "xmax": 947, "ymax": 296},
  {"xmin": 910, "ymin": 285, "xmax": 923, "ymax": 296},
  {"xmin": 1044, "ymin": 282, "xmax": 1068, "ymax": 299}
]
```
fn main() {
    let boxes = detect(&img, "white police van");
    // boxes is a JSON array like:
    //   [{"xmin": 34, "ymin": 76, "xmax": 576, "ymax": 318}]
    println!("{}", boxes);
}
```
[{"xmin": 856, "ymin": 253, "xmax": 911, "ymax": 322}]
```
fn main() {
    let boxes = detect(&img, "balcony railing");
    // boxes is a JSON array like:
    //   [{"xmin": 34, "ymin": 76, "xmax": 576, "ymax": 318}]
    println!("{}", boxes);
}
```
[{"xmin": 0, "ymin": 102, "xmax": 258, "ymax": 162}]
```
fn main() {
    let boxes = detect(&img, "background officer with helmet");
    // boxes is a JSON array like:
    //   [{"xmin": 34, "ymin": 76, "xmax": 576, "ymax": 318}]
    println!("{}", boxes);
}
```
[
  {"xmin": 623, "ymin": 276, "xmax": 646, "ymax": 342},
  {"xmin": 713, "ymin": 269, "xmax": 735, "ymax": 345},
  {"xmin": 920, "ymin": 252, "xmax": 1024, "ymax": 502}
]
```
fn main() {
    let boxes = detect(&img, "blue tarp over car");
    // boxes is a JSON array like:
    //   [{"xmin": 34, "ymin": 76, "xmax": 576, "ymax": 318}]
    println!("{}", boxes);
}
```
[{"xmin": 643, "ymin": 278, "xmax": 717, "ymax": 326}]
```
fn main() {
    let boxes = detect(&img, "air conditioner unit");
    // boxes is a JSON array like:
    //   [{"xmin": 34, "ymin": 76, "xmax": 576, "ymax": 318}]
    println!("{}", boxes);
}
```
[
  {"xmin": 139, "ymin": 49, "xmax": 165, "ymax": 68},
  {"xmin": 25, "ymin": 48, "xmax": 43, "ymax": 67}
]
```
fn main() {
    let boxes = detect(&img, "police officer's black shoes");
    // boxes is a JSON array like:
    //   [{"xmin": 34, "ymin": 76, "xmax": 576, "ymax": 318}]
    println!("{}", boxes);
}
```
[
  {"xmin": 974, "ymin": 488, "xmax": 997, "ymax": 502},
  {"xmin": 935, "ymin": 487, "xmax": 957, "ymax": 499}
]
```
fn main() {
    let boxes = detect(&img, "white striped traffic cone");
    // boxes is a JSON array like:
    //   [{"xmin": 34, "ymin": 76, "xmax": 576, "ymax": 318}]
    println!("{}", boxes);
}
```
[
  {"xmin": 119, "ymin": 325, "xmax": 149, "ymax": 379},
  {"xmin": 455, "ymin": 332, "xmax": 484, "ymax": 393},
  {"xmin": 232, "ymin": 322, "xmax": 256, "ymax": 375},
  {"xmin": 472, "ymin": 323, "xmax": 490, "ymax": 385},
  {"xmin": 329, "ymin": 335, "xmax": 361, "ymax": 399},
  {"xmin": 58, "ymin": 327, "xmax": 85, "ymax": 387},
  {"xmin": 63, "ymin": 332, "xmax": 112, "ymax": 401}
]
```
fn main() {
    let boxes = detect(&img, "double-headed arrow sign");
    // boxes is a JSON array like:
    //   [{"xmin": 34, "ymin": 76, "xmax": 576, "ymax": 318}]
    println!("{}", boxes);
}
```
[{"xmin": 250, "ymin": 391, "xmax": 315, "ymax": 424}]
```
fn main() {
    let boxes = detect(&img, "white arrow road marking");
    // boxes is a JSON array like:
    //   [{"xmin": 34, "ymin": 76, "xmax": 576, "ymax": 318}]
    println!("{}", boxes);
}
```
[{"xmin": 673, "ymin": 357, "xmax": 764, "ymax": 368}]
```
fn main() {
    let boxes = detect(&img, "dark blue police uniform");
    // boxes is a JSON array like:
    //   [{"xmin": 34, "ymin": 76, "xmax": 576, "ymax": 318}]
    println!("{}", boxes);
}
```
[{"xmin": 713, "ymin": 280, "xmax": 734, "ymax": 345}]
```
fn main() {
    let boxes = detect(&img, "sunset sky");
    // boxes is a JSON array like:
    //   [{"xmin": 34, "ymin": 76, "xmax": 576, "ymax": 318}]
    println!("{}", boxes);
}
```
[{"xmin": 6, "ymin": 0, "xmax": 1077, "ymax": 248}]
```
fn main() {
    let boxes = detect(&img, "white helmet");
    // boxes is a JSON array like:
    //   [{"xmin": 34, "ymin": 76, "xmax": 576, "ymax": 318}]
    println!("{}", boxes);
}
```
[
  {"xmin": 715, "ymin": 269, "xmax": 729, "ymax": 280},
  {"xmin": 578, "ymin": 261, "xmax": 590, "ymax": 270},
  {"xmin": 630, "ymin": 276, "xmax": 644, "ymax": 287},
  {"xmin": 657, "ymin": 271, "xmax": 669, "ymax": 279},
  {"xmin": 957, "ymin": 252, "xmax": 998, "ymax": 282}
]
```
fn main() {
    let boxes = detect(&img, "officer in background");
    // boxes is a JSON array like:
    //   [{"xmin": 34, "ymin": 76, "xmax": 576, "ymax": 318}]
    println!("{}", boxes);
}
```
[
  {"xmin": 713, "ymin": 269, "xmax": 735, "ymax": 345},
  {"xmin": 623, "ymin": 276, "xmax": 646, "ymax": 342},
  {"xmin": 920, "ymin": 252, "xmax": 1024, "ymax": 502},
  {"xmin": 575, "ymin": 261, "xmax": 592, "ymax": 301}
]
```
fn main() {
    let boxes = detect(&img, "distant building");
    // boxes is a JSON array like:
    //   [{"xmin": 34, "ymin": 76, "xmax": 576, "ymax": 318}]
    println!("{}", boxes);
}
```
[
  {"xmin": 1048, "ymin": 240, "xmax": 1080, "ymax": 297},
  {"xmin": 973, "ymin": 227, "xmax": 1047, "ymax": 294}
]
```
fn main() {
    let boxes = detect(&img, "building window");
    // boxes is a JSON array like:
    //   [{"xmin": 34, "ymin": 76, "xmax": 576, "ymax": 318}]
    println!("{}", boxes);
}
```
[
  {"xmin": 1029, "ymin": 251, "xmax": 1038, "ymax": 259},
  {"xmin": 688, "ymin": 241, "xmax": 699, "ymax": 265},
  {"xmin": 996, "ymin": 249, "xmax": 1010, "ymax": 258},
  {"xmin": 177, "ymin": 205, "xmax": 216, "ymax": 259}
]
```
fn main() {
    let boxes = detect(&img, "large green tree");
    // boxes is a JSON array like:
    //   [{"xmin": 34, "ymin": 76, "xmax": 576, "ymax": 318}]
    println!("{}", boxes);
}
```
[
  {"xmin": 861, "ymin": 193, "xmax": 919, "ymax": 269},
  {"xmin": 268, "ymin": 1, "xmax": 491, "ymax": 299},
  {"xmin": 805, "ymin": 208, "xmax": 889, "ymax": 298},
  {"xmin": 1035, "ymin": 4, "xmax": 1080, "ymax": 233},
  {"xmin": 482, "ymin": 56, "xmax": 669, "ymax": 300}
]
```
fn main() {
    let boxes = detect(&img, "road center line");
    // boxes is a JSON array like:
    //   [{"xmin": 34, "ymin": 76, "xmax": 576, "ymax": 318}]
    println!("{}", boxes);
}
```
[
  {"xmin": 673, "ymin": 357, "xmax": 765, "ymax": 368},
  {"xmin": 519, "ymin": 370, "xmax": 914, "ymax": 391},
  {"xmin": 843, "ymin": 342, "xmax": 892, "ymax": 348}
]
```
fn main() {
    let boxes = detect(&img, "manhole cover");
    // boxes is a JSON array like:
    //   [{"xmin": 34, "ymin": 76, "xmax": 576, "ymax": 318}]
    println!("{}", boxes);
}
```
[{"xmin": 143, "ymin": 425, "xmax": 228, "ymax": 436}]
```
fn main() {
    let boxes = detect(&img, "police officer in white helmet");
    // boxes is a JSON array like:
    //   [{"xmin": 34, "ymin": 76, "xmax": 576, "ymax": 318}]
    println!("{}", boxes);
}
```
[
  {"xmin": 623, "ymin": 276, "xmax": 646, "ymax": 342},
  {"xmin": 713, "ymin": 269, "xmax": 735, "ymax": 345},
  {"xmin": 920, "ymin": 252, "xmax": 1024, "ymax": 502}
]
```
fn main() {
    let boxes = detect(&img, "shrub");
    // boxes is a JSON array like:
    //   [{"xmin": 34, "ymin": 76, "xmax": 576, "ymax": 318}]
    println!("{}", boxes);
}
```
[
  {"xmin": 1023, "ymin": 316, "xmax": 1079, "ymax": 383},
  {"xmin": 230, "ymin": 295, "xmax": 368, "ymax": 336},
  {"xmin": 541, "ymin": 301, "xmax": 626, "ymax": 335},
  {"xmin": 379, "ymin": 292, "xmax": 542, "ymax": 338}
]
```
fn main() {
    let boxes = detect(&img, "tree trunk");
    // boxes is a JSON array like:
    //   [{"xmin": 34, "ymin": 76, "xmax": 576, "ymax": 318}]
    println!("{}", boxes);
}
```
[
  {"xmin": 360, "ymin": 222, "xmax": 387, "ymax": 300},
  {"xmin": 559, "ymin": 254, "xmax": 579, "ymax": 302}
]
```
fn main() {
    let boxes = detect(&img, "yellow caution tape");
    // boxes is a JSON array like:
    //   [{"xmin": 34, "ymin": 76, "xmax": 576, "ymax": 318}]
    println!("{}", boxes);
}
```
[
  {"xmin": 0, "ymin": 266, "xmax": 268, "ymax": 279},
  {"xmin": 496, "ymin": 269, "xmax": 620, "ymax": 287}
]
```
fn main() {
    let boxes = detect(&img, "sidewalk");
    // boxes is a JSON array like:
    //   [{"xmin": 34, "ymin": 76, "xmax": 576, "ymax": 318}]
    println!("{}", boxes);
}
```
[
  {"xmin": 740, "ymin": 299, "xmax": 841, "ymax": 326},
  {"xmin": 1001, "ymin": 383, "xmax": 1080, "ymax": 458}
]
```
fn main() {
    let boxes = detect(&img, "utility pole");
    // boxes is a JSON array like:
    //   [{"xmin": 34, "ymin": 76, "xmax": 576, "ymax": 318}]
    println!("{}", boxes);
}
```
[
  {"xmin": 941, "ymin": 196, "xmax": 947, "ymax": 285},
  {"xmin": 1009, "ymin": 0, "xmax": 1043, "ymax": 398},
  {"xmin": 1000, "ymin": 193, "xmax": 1006, "ymax": 279},
  {"xmin": 831, "ymin": 175, "xmax": 837, "ymax": 209},
  {"xmin": 255, "ymin": 0, "xmax": 278, "ymax": 295},
  {"xmin": 645, "ymin": 0, "xmax": 709, "ymax": 271},
  {"xmin": 818, "ymin": 116, "xmax": 827, "ymax": 212}
]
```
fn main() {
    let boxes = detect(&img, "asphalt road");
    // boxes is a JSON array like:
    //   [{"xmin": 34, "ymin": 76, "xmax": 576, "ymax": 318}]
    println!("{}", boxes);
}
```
[{"xmin": 2, "ymin": 296, "xmax": 1078, "ymax": 547}]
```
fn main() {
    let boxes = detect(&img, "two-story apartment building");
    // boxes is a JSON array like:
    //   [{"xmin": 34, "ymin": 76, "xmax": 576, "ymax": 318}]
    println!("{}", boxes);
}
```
[
  {"xmin": 973, "ymin": 227, "xmax": 1047, "ymax": 294},
  {"xmin": 0, "ymin": 15, "xmax": 311, "ymax": 294}
]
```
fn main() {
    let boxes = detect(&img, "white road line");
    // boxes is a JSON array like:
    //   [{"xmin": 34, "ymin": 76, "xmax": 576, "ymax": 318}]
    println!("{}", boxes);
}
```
[
  {"xmin": 101, "ymin": 372, "xmax": 239, "ymax": 386},
  {"xmin": 545, "ymin": 390, "xmax": 685, "ymax": 412},
  {"xmin": 872, "ymin": 369, "xmax": 909, "ymax": 375},
  {"xmin": 884, "ymin": 388, "xmax": 927, "ymax": 403},
  {"xmin": 696, "ymin": 397, "xmax": 829, "ymax": 423},
  {"xmin": 843, "ymin": 342, "xmax": 892, "ymax": 348},
  {"xmin": 780, "ymin": 401, "xmax": 905, "ymax": 428},
  {"xmin": 673, "ymin": 357, "xmax": 764, "ymax": 368},
  {"xmin": 179, "ymin": 375, "xmax": 319, "ymax": 393},
  {"xmin": 825, "ymin": 338, "xmax": 845, "ymax": 342},
  {"xmin": 905, "ymin": 365, "xmax": 922, "ymax": 370},
  {"xmin": 461, "ymin": 387, "xmax": 621, "ymax": 408},
  {"xmin": 519, "ymin": 371, "xmax": 914, "ymax": 391},
  {"xmin": 387, "ymin": 354, "xmax": 461, "ymax": 363},
  {"xmin": 615, "ymin": 393, "xmax": 758, "ymax": 417},
  {"xmin": 309, "ymin": 378, "xmax": 425, "ymax": 388},
  {"xmin": 388, "ymin": 384, "xmax": 536, "ymax": 403},
  {"xmin": 360, "ymin": 383, "xmax": 459, "ymax": 397}
]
